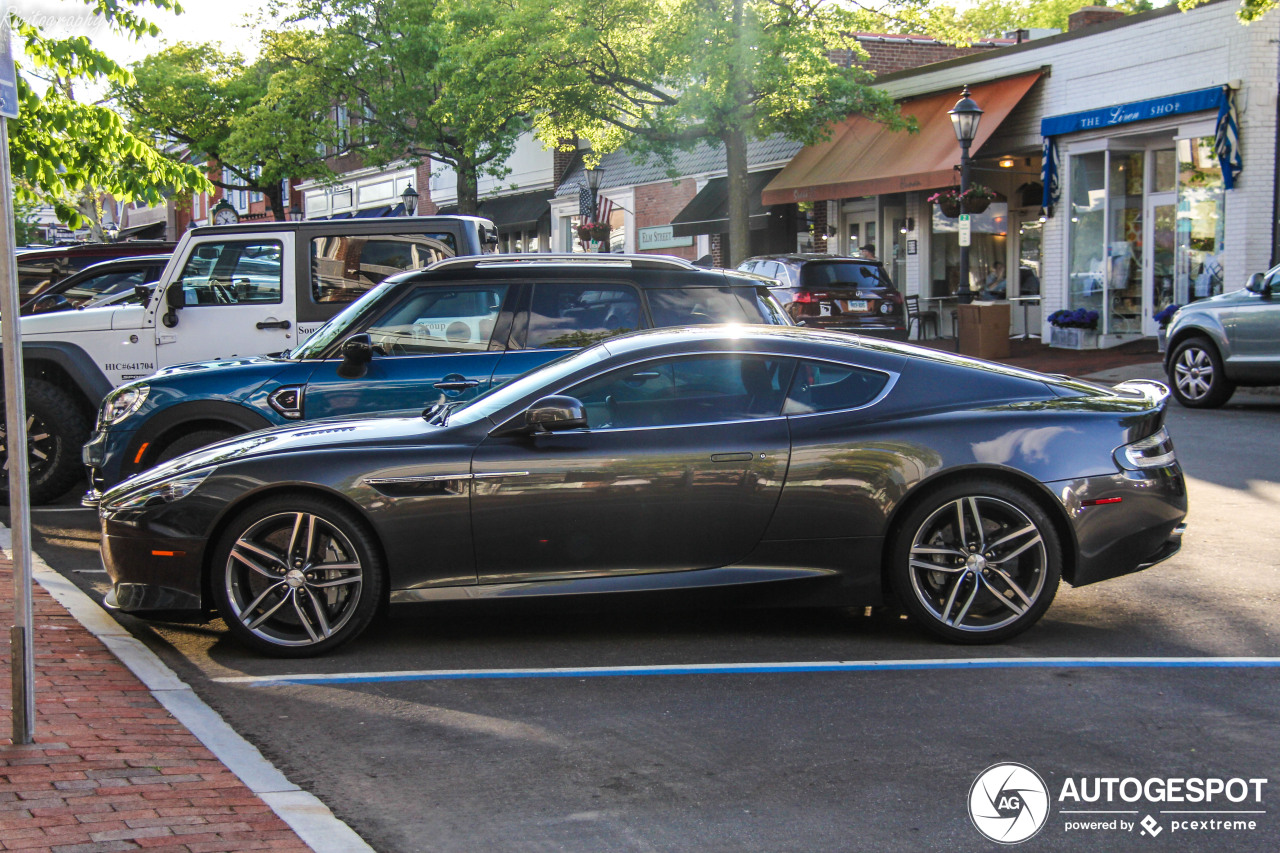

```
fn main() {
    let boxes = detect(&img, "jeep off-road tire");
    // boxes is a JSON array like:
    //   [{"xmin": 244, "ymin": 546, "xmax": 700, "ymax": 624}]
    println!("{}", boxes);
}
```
[{"xmin": 0, "ymin": 379, "xmax": 92, "ymax": 505}]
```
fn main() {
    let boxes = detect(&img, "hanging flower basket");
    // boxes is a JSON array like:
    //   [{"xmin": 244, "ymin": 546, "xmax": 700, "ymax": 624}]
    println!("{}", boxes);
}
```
[
  {"xmin": 928, "ymin": 184, "xmax": 999, "ymax": 218},
  {"xmin": 577, "ymin": 221, "xmax": 611, "ymax": 243}
]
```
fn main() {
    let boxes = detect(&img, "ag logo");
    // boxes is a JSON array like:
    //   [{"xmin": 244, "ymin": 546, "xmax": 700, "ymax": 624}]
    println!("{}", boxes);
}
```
[{"xmin": 969, "ymin": 763, "xmax": 1050, "ymax": 844}]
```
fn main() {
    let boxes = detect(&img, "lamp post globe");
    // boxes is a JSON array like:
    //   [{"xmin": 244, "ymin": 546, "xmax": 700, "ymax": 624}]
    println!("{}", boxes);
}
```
[
  {"xmin": 401, "ymin": 184, "xmax": 419, "ymax": 216},
  {"xmin": 949, "ymin": 85, "xmax": 983, "ymax": 303}
]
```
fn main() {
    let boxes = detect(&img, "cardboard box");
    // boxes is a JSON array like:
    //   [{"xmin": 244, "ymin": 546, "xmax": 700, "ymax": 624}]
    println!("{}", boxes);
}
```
[{"xmin": 957, "ymin": 301, "xmax": 1011, "ymax": 360}]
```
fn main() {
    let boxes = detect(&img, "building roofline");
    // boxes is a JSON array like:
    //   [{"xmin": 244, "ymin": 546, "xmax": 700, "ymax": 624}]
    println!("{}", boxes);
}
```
[{"xmin": 875, "ymin": 0, "xmax": 1208, "ymax": 85}]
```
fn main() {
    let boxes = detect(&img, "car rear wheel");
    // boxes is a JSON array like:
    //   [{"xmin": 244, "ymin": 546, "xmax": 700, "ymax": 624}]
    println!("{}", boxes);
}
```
[
  {"xmin": 1169, "ymin": 337, "xmax": 1234, "ymax": 408},
  {"xmin": 890, "ymin": 480, "xmax": 1061, "ymax": 644},
  {"xmin": 212, "ymin": 495, "xmax": 384, "ymax": 657}
]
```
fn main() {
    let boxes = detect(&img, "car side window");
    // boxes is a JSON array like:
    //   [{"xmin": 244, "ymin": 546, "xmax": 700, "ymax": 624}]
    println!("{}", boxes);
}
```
[
  {"xmin": 524, "ymin": 282, "xmax": 644, "ymax": 349},
  {"xmin": 784, "ymin": 360, "xmax": 890, "ymax": 414},
  {"xmin": 62, "ymin": 270, "xmax": 150, "ymax": 306},
  {"xmin": 365, "ymin": 284, "xmax": 509, "ymax": 354},
  {"xmin": 177, "ymin": 241, "xmax": 282, "ymax": 306},
  {"xmin": 646, "ymin": 286, "xmax": 755, "ymax": 326},
  {"xmin": 567, "ymin": 354, "xmax": 796, "ymax": 429},
  {"xmin": 1266, "ymin": 267, "xmax": 1280, "ymax": 297},
  {"xmin": 310, "ymin": 233, "xmax": 457, "ymax": 304}
]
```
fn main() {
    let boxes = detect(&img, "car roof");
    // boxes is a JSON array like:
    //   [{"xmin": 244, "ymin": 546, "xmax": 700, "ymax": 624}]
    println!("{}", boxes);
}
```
[
  {"xmin": 410, "ymin": 253, "xmax": 765, "ymax": 288},
  {"xmin": 744, "ymin": 253, "xmax": 883, "ymax": 266},
  {"xmin": 186, "ymin": 216, "xmax": 495, "ymax": 238},
  {"xmin": 16, "ymin": 241, "xmax": 175, "ymax": 260}
]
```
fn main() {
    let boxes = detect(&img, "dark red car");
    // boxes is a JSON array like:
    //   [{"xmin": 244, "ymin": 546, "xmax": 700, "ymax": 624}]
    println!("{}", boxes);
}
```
[
  {"xmin": 15, "ymin": 241, "xmax": 175, "ymax": 306},
  {"xmin": 738, "ymin": 253, "xmax": 907, "ymax": 341}
]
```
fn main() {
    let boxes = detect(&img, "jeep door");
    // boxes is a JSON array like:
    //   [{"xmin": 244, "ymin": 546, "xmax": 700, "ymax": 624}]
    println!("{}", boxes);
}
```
[
  {"xmin": 301, "ymin": 281, "xmax": 518, "ymax": 419},
  {"xmin": 158, "ymin": 236, "xmax": 295, "ymax": 366}
]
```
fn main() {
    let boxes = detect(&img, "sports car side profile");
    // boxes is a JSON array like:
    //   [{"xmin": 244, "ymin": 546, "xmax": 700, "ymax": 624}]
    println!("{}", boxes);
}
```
[{"xmin": 98, "ymin": 326, "xmax": 1187, "ymax": 656}]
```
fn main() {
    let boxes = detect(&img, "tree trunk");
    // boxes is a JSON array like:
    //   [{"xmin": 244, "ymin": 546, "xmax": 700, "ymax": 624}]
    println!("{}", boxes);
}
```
[
  {"xmin": 724, "ymin": 0, "xmax": 751, "ymax": 268},
  {"xmin": 264, "ymin": 182, "xmax": 285, "ymax": 221},
  {"xmin": 725, "ymin": 128, "xmax": 750, "ymax": 268},
  {"xmin": 455, "ymin": 155, "xmax": 479, "ymax": 216}
]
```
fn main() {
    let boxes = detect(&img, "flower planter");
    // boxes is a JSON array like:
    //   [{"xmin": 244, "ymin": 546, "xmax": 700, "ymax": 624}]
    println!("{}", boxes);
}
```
[
  {"xmin": 965, "ymin": 198, "xmax": 991, "ymax": 214},
  {"xmin": 937, "ymin": 200, "xmax": 961, "ymax": 218},
  {"xmin": 1049, "ymin": 326, "xmax": 1099, "ymax": 350}
]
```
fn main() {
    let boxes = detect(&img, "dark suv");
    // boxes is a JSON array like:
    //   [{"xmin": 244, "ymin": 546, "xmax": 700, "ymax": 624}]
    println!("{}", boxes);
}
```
[
  {"xmin": 16, "ymin": 241, "xmax": 175, "ymax": 305},
  {"xmin": 737, "ymin": 254, "xmax": 907, "ymax": 341},
  {"xmin": 83, "ymin": 254, "xmax": 790, "ymax": 500}
]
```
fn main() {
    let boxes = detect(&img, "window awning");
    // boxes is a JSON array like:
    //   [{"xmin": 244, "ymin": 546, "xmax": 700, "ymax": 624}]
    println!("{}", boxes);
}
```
[
  {"xmin": 671, "ymin": 169, "xmax": 783, "ymax": 238},
  {"xmin": 353, "ymin": 205, "xmax": 390, "ymax": 218},
  {"xmin": 435, "ymin": 189, "xmax": 555, "ymax": 229},
  {"xmin": 761, "ymin": 72, "xmax": 1043, "ymax": 206}
]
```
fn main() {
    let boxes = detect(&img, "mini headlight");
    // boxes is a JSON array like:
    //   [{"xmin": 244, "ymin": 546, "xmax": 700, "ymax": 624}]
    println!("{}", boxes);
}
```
[
  {"xmin": 106, "ymin": 468, "xmax": 213, "ymax": 510},
  {"xmin": 100, "ymin": 385, "xmax": 149, "ymax": 426},
  {"xmin": 1119, "ymin": 426, "xmax": 1177, "ymax": 469}
]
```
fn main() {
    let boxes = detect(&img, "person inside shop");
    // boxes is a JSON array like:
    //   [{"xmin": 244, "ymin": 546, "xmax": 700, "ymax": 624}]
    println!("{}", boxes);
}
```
[
  {"xmin": 859, "ymin": 244, "xmax": 876, "ymax": 260},
  {"xmin": 981, "ymin": 261, "xmax": 1007, "ymax": 299}
]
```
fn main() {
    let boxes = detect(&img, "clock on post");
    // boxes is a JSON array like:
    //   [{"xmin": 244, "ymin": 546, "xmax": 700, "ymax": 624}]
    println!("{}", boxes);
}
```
[{"xmin": 211, "ymin": 198, "xmax": 240, "ymax": 226}]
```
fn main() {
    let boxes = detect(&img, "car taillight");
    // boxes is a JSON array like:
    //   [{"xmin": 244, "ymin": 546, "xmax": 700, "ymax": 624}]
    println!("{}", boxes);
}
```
[
  {"xmin": 1117, "ymin": 426, "xmax": 1177, "ymax": 469},
  {"xmin": 792, "ymin": 291, "xmax": 825, "ymax": 303}
]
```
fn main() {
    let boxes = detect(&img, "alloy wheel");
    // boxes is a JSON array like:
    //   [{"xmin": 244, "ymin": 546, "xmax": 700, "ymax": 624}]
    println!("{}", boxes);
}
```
[
  {"xmin": 906, "ymin": 495, "xmax": 1048, "ymax": 634},
  {"xmin": 1172, "ymin": 345, "xmax": 1216, "ymax": 402},
  {"xmin": 0, "ymin": 412, "xmax": 58, "ymax": 480},
  {"xmin": 224, "ymin": 511, "xmax": 365, "ymax": 648}
]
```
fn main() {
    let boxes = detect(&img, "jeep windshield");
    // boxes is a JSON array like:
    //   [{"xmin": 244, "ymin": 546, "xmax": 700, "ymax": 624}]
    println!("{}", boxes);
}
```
[{"xmin": 287, "ymin": 276, "xmax": 404, "ymax": 359}]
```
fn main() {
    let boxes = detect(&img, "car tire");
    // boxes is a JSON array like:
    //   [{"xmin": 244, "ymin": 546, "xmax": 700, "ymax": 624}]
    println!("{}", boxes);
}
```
[
  {"xmin": 0, "ymin": 379, "xmax": 92, "ymax": 505},
  {"xmin": 155, "ymin": 428, "xmax": 239, "ymax": 465},
  {"xmin": 1168, "ymin": 336, "xmax": 1235, "ymax": 409},
  {"xmin": 889, "ymin": 479, "xmax": 1062, "ymax": 644},
  {"xmin": 212, "ymin": 494, "xmax": 385, "ymax": 657}
]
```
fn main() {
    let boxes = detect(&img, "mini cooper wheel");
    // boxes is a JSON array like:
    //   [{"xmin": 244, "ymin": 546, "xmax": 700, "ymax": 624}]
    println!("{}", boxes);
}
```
[
  {"xmin": 213, "ymin": 495, "xmax": 384, "ymax": 657},
  {"xmin": 891, "ymin": 481, "xmax": 1061, "ymax": 644},
  {"xmin": 1169, "ymin": 337, "xmax": 1234, "ymax": 409}
]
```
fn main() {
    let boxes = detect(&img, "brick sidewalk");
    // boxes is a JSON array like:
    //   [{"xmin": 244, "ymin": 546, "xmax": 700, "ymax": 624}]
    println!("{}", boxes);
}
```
[{"xmin": 0, "ymin": 558, "xmax": 312, "ymax": 853}]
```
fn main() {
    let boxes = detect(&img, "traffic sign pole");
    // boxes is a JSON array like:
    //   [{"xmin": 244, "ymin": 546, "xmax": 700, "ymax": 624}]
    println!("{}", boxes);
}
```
[{"xmin": 0, "ymin": 25, "xmax": 35, "ymax": 745}]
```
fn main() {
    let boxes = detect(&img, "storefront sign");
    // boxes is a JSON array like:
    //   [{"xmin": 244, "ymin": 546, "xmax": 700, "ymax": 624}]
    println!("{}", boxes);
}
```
[
  {"xmin": 1040, "ymin": 86, "xmax": 1224, "ymax": 137},
  {"xmin": 638, "ymin": 225, "xmax": 694, "ymax": 250}
]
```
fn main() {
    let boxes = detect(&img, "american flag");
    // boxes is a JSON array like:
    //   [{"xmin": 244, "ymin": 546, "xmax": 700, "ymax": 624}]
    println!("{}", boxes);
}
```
[{"xmin": 577, "ymin": 182, "xmax": 613, "ymax": 226}]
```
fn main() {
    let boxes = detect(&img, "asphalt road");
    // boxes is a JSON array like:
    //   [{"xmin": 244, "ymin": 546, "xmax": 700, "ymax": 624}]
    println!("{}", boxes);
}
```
[{"xmin": 11, "ymin": 381, "xmax": 1280, "ymax": 852}]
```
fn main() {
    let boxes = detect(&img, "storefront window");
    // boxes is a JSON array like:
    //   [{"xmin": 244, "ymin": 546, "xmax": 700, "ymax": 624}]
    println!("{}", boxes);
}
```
[
  {"xmin": 1067, "ymin": 151, "xmax": 1106, "ymax": 323},
  {"xmin": 929, "ymin": 204, "xmax": 1008, "ymax": 298},
  {"xmin": 1175, "ymin": 137, "xmax": 1226, "ymax": 304},
  {"xmin": 1107, "ymin": 151, "xmax": 1144, "ymax": 335}
]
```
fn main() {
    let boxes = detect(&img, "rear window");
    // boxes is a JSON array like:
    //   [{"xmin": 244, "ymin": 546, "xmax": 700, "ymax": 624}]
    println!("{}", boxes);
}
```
[
  {"xmin": 784, "ymin": 360, "xmax": 890, "ymax": 414},
  {"xmin": 647, "ymin": 286, "xmax": 765, "ymax": 327},
  {"xmin": 799, "ymin": 262, "xmax": 894, "ymax": 290},
  {"xmin": 311, "ymin": 233, "xmax": 457, "ymax": 304}
]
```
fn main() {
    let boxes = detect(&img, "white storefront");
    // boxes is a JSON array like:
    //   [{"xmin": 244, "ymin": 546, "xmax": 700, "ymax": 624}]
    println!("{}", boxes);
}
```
[{"xmin": 765, "ymin": 1, "xmax": 1279, "ymax": 346}]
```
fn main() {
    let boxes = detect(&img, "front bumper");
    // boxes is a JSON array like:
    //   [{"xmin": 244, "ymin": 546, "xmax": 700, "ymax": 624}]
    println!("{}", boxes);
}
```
[
  {"xmin": 100, "ymin": 514, "xmax": 209, "ymax": 616},
  {"xmin": 82, "ymin": 427, "xmax": 137, "ymax": 506}
]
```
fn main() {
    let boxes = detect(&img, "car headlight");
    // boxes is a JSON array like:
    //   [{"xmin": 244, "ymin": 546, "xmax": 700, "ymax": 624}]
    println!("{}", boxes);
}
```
[
  {"xmin": 100, "ymin": 384, "xmax": 149, "ymax": 426},
  {"xmin": 1118, "ymin": 426, "xmax": 1177, "ymax": 469},
  {"xmin": 105, "ymin": 468, "xmax": 213, "ymax": 510}
]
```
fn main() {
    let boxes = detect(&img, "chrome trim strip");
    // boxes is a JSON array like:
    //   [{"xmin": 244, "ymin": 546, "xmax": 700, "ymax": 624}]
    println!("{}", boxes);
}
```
[
  {"xmin": 363, "ymin": 473, "xmax": 473, "ymax": 485},
  {"xmin": 473, "ymin": 471, "xmax": 530, "ymax": 479}
]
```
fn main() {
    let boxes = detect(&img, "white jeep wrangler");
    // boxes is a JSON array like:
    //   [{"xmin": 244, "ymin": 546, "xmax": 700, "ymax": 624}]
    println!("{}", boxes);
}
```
[{"xmin": 4, "ymin": 216, "xmax": 496, "ymax": 502}]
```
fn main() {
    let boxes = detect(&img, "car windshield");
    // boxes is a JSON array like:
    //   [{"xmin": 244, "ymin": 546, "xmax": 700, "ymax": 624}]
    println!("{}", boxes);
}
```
[
  {"xmin": 288, "ymin": 276, "xmax": 406, "ymax": 359},
  {"xmin": 447, "ymin": 345, "xmax": 612, "ymax": 428}
]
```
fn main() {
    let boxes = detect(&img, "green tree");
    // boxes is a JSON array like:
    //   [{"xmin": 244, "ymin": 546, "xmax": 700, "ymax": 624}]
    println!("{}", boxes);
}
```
[
  {"xmin": 504, "ymin": 0, "xmax": 904, "ymax": 265},
  {"xmin": 113, "ymin": 37, "xmax": 347, "ymax": 220},
  {"xmin": 8, "ymin": 0, "xmax": 211, "ymax": 228},
  {"xmin": 282, "ymin": 0, "xmax": 533, "ymax": 215}
]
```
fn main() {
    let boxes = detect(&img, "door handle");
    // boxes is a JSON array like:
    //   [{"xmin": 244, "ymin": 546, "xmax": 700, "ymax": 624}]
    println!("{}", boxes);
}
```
[
  {"xmin": 710, "ymin": 452, "xmax": 754, "ymax": 463},
  {"xmin": 433, "ymin": 379, "xmax": 481, "ymax": 391},
  {"xmin": 257, "ymin": 319, "xmax": 292, "ymax": 330}
]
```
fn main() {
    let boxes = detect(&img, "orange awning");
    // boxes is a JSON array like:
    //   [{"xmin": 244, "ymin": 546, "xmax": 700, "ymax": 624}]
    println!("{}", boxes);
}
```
[{"xmin": 762, "ymin": 72, "xmax": 1043, "ymax": 205}]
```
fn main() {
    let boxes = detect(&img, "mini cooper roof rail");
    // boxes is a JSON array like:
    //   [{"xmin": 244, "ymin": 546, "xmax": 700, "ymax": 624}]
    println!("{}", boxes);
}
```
[{"xmin": 428, "ymin": 253, "xmax": 700, "ymax": 272}]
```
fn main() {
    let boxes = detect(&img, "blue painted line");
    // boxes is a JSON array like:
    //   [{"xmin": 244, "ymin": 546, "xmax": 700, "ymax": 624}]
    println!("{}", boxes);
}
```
[{"xmin": 216, "ymin": 657, "xmax": 1280, "ymax": 688}]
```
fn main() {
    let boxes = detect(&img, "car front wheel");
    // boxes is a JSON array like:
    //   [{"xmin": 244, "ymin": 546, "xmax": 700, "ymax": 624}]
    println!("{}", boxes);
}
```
[
  {"xmin": 890, "ymin": 480, "xmax": 1061, "ymax": 644},
  {"xmin": 212, "ymin": 495, "xmax": 384, "ymax": 657},
  {"xmin": 1169, "ymin": 337, "xmax": 1234, "ymax": 408}
]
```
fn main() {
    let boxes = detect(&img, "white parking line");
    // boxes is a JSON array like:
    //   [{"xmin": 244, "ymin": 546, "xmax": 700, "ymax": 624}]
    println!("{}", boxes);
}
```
[{"xmin": 214, "ymin": 656, "xmax": 1280, "ymax": 688}]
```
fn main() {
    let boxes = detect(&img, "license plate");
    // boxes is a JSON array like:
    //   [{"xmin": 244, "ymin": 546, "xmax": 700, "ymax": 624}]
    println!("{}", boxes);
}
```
[{"xmin": 839, "ymin": 299, "xmax": 869, "ymax": 312}]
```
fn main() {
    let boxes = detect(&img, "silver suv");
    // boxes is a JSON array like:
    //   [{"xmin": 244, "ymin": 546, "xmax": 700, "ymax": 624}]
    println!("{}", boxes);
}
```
[{"xmin": 1164, "ymin": 267, "xmax": 1280, "ymax": 407}]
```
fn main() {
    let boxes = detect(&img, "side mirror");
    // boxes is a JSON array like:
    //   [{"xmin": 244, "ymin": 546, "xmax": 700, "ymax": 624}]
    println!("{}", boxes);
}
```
[
  {"xmin": 133, "ymin": 284, "xmax": 153, "ymax": 304},
  {"xmin": 337, "ymin": 334, "xmax": 373, "ymax": 378},
  {"xmin": 1247, "ymin": 273, "xmax": 1272, "ymax": 299},
  {"xmin": 165, "ymin": 285, "xmax": 186, "ymax": 310},
  {"xmin": 523, "ymin": 395, "xmax": 587, "ymax": 433}
]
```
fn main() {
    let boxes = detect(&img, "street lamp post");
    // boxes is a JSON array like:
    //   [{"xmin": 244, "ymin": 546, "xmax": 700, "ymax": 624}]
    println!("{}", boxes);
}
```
[
  {"xmin": 585, "ymin": 167, "xmax": 604, "ymax": 220},
  {"xmin": 401, "ymin": 184, "xmax": 419, "ymax": 216},
  {"xmin": 949, "ymin": 85, "xmax": 983, "ymax": 304}
]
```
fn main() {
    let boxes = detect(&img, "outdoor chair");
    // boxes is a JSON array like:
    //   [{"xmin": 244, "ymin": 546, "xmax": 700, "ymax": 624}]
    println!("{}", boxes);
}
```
[{"xmin": 905, "ymin": 294, "xmax": 939, "ymax": 340}]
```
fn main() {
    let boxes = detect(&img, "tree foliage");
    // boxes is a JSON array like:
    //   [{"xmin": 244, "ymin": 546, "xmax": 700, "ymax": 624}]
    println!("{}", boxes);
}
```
[
  {"xmin": 499, "ymin": 0, "xmax": 904, "ymax": 264},
  {"xmin": 7, "ymin": 0, "xmax": 211, "ymax": 227},
  {"xmin": 113, "ymin": 36, "xmax": 347, "ymax": 220},
  {"xmin": 282, "ymin": 0, "xmax": 535, "ymax": 215}
]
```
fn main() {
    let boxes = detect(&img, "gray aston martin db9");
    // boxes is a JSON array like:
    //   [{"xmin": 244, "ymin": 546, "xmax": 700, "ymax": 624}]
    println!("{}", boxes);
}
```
[{"xmin": 98, "ymin": 326, "xmax": 1188, "ymax": 656}]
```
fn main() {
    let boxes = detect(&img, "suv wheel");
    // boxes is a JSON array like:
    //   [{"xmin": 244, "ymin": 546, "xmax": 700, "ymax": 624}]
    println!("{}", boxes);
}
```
[
  {"xmin": 1169, "ymin": 336, "xmax": 1235, "ymax": 408},
  {"xmin": 0, "ymin": 380, "xmax": 92, "ymax": 504}
]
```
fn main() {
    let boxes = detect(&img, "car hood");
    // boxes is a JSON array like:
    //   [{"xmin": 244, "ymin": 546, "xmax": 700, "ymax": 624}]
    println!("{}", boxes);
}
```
[
  {"xmin": 12, "ymin": 303, "xmax": 119, "ymax": 336},
  {"xmin": 149, "ymin": 354, "xmax": 292, "ymax": 381},
  {"xmin": 1181, "ymin": 288, "xmax": 1252, "ymax": 311},
  {"xmin": 101, "ymin": 412, "xmax": 443, "ymax": 503}
]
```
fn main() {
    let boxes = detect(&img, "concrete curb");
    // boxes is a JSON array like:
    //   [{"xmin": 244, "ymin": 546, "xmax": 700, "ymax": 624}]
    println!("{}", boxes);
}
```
[{"xmin": 0, "ymin": 524, "xmax": 375, "ymax": 853}]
